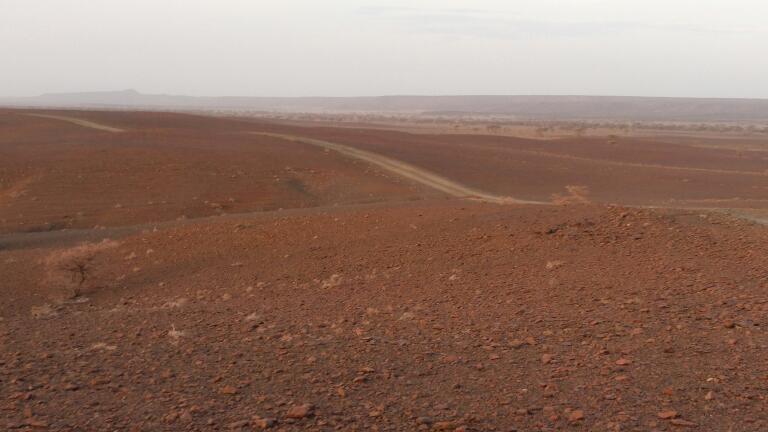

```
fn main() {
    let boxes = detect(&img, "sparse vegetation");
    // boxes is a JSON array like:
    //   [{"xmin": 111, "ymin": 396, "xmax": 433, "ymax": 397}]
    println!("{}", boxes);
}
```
[
  {"xmin": 551, "ymin": 185, "xmax": 591, "ymax": 205},
  {"xmin": 43, "ymin": 239, "xmax": 119, "ymax": 298},
  {"xmin": 228, "ymin": 111, "xmax": 768, "ymax": 139}
]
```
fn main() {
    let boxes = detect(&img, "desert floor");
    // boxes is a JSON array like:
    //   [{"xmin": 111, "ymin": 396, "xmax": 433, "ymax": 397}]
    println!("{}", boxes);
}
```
[{"xmin": 1, "ymin": 110, "xmax": 767, "ymax": 431}]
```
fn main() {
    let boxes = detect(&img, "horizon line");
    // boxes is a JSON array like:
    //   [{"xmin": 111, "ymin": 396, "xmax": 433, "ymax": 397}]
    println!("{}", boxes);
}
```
[{"xmin": 3, "ymin": 90, "xmax": 768, "ymax": 102}]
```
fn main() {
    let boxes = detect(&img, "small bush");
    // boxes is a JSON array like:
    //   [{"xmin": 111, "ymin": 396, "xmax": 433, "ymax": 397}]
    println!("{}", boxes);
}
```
[
  {"xmin": 551, "ymin": 185, "xmax": 591, "ymax": 205},
  {"xmin": 44, "ymin": 239, "xmax": 120, "ymax": 298}
]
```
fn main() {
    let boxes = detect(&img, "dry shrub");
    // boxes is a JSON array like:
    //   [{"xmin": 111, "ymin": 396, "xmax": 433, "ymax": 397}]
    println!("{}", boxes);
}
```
[
  {"xmin": 551, "ymin": 185, "xmax": 591, "ymax": 205},
  {"xmin": 320, "ymin": 274, "xmax": 343, "ymax": 289},
  {"xmin": 44, "ymin": 239, "xmax": 120, "ymax": 298}
]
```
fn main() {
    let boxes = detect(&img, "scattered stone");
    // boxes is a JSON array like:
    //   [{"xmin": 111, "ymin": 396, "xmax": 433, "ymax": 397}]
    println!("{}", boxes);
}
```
[
  {"xmin": 546, "ymin": 260, "xmax": 565, "ymax": 270},
  {"xmin": 541, "ymin": 354, "xmax": 553, "ymax": 364},
  {"xmin": 443, "ymin": 354, "xmax": 460, "ymax": 363},
  {"xmin": 543, "ymin": 406, "xmax": 559, "ymax": 422},
  {"xmin": 219, "ymin": 385, "xmax": 238, "ymax": 395},
  {"xmin": 657, "ymin": 410, "xmax": 678, "ymax": 419},
  {"xmin": 253, "ymin": 417, "xmax": 277, "ymax": 429},
  {"xmin": 433, "ymin": 421, "xmax": 455, "ymax": 430},
  {"xmin": 285, "ymin": 404, "xmax": 314, "ymax": 419},
  {"xmin": 416, "ymin": 417, "xmax": 433, "ymax": 425},
  {"xmin": 321, "ymin": 274, "xmax": 342, "ymax": 288},
  {"xmin": 162, "ymin": 298, "xmax": 188, "ymax": 308},
  {"xmin": 164, "ymin": 411, "xmax": 179, "ymax": 423},
  {"xmin": 179, "ymin": 410, "xmax": 193, "ymax": 422},
  {"xmin": 28, "ymin": 420, "xmax": 48, "ymax": 429},
  {"xmin": 670, "ymin": 419, "xmax": 697, "ymax": 427},
  {"xmin": 244, "ymin": 313, "xmax": 263, "ymax": 322},
  {"xmin": 168, "ymin": 325, "xmax": 185, "ymax": 339},
  {"xmin": 90, "ymin": 342, "xmax": 117, "ymax": 351},
  {"xmin": 568, "ymin": 410, "xmax": 584, "ymax": 422},
  {"xmin": 227, "ymin": 419, "xmax": 249, "ymax": 429}
]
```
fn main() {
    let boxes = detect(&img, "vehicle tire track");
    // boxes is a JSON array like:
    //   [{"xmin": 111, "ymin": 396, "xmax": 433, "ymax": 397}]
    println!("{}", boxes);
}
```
[
  {"xmin": 253, "ymin": 132, "xmax": 546, "ymax": 205},
  {"xmin": 25, "ymin": 114, "xmax": 125, "ymax": 133},
  {"xmin": 506, "ymin": 148, "xmax": 768, "ymax": 177}
]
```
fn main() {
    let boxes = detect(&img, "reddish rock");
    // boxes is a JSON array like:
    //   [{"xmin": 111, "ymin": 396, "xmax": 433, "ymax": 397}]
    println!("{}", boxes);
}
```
[
  {"xmin": 219, "ymin": 385, "xmax": 238, "ymax": 395},
  {"xmin": 285, "ymin": 404, "xmax": 314, "ymax": 419},
  {"xmin": 253, "ymin": 417, "xmax": 277, "ymax": 429},
  {"xmin": 568, "ymin": 410, "xmax": 584, "ymax": 422},
  {"xmin": 670, "ymin": 419, "xmax": 697, "ymax": 427}
]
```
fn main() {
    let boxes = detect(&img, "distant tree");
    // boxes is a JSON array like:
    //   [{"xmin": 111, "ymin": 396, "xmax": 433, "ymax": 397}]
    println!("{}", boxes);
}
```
[
  {"xmin": 486, "ymin": 124, "xmax": 502, "ymax": 134},
  {"xmin": 535, "ymin": 126, "xmax": 550, "ymax": 137}
]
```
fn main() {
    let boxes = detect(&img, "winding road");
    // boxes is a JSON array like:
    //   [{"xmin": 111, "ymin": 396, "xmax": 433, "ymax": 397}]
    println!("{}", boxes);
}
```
[
  {"xmin": 253, "ymin": 132, "xmax": 545, "ymax": 205},
  {"xmin": 19, "ymin": 113, "xmax": 543, "ymax": 204},
  {"xmin": 14, "ymin": 113, "xmax": 767, "ymax": 228}
]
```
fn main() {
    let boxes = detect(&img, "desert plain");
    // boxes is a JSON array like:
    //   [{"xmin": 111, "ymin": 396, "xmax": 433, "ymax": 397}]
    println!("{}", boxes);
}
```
[{"xmin": 2, "ymin": 109, "xmax": 768, "ymax": 431}]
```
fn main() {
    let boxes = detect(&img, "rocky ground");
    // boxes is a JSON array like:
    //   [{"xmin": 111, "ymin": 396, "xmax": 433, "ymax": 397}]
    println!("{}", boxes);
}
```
[
  {"xmin": 2, "ymin": 202, "xmax": 768, "ymax": 431},
  {"xmin": 2, "ymin": 109, "xmax": 767, "ymax": 431}
]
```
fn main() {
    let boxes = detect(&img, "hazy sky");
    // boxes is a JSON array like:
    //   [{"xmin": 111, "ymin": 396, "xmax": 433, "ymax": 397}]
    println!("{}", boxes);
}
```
[{"xmin": 2, "ymin": 0, "xmax": 768, "ymax": 98}]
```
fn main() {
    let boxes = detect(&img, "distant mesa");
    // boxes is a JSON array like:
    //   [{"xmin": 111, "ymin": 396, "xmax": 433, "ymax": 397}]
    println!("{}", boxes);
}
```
[{"xmin": 40, "ymin": 88, "xmax": 140, "ymax": 97}]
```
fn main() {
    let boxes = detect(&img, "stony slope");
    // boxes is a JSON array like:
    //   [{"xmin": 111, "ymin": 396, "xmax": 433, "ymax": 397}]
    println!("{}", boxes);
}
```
[{"xmin": 3, "ymin": 202, "xmax": 767, "ymax": 431}]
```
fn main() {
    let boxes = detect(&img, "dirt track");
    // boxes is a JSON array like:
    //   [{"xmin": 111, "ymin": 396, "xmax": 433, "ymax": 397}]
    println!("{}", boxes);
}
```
[
  {"xmin": 14, "ymin": 113, "xmax": 543, "ymax": 205},
  {"xmin": 253, "ymin": 132, "xmax": 546, "ymax": 205},
  {"xmin": 25, "ymin": 113, "xmax": 125, "ymax": 132},
  {"xmin": 0, "ymin": 111, "xmax": 433, "ymax": 234}
]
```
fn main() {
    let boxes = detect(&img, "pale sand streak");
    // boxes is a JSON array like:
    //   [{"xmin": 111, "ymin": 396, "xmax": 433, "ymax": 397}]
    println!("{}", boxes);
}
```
[
  {"xmin": 253, "ymin": 132, "xmax": 546, "ymax": 205},
  {"xmin": 26, "ymin": 114, "xmax": 124, "ymax": 133}
]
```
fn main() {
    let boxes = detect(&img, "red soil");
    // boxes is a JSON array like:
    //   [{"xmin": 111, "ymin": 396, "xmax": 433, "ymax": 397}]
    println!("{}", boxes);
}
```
[
  {"xmin": 2, "ymin": 109, "xmax": 768, "ymax": 431},
  {"xmin": 0, "ymin": 111, "xmax": 433, "ymax": 234},
  {"xmin": 244, "ymin": 119, "xmax": 768, "ymax": 207}
]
